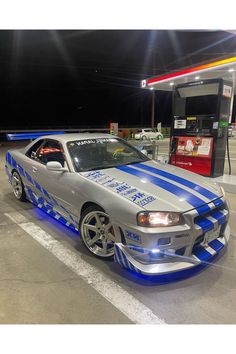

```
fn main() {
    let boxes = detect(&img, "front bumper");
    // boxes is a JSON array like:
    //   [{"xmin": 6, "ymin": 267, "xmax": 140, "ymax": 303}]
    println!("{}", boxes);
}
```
[
  {"xmin": 114, "ymin": 198, "xmax": 230, "ymax": 279},
  {"xmin": 115, "ymin": 225, "xmax": 229, "ymax": 276}
]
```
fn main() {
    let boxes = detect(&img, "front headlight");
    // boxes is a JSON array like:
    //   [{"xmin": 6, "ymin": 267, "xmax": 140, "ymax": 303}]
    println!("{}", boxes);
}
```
[{"xmin": 137, "ymin": 211, "xmax": 182, "ymax": 227}]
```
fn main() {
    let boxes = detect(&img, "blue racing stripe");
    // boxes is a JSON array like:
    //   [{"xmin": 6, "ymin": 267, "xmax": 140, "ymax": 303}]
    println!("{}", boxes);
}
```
[
  {"xmin": 208, "ymin": 238, "xmax": 224, "ymax": 252},
  {"xmin": 116, "ymin": 165, "xmax": 210, "ymax": 210},
  {"xmin": 25, "ymin": 171, "xmax": 34, "ymax": 185},
  {"xmin": 135, "ymin": 163, "xmax": 219, "ymax": 200},
  {"xmin": 115, "ymin": 245, "xmax": 140, "ymax": 272},
  {"xmin": 210, "ymin": 210, "xmax": 226, "ymax": 225},
  {"xmin": 195, "ymin": 217, "xmax": 214, "ymax": 233},
  {"xmin": 58, "ymin": 215, "xmax": 68, "ymax": 225},
  {"xmin": 196, "ymin": 204, "xmax": 212, "ymax": 216},
  {"xmin": 115, "ymin": 245, "xmax": 124, "ymax": 267},
  {"xmin": 42, "ymin": 188, "xmax": 51, "ymax": 199},
  {"xmin": 213, "ymin": 198, "xmax": 225, "ymax": 208},
  {"xmin": 193, "ymin": 245, "xmax": 212, "ymax": 262},
  {"xmin": 6, "ymin": 152, "xmax": 12, "ymax": 165},
  {"xmin": 26, "ymin": 187, "xmax": 38, "ymax": 204},
  {"xmin": 128, "ymin": 261, "xmax": 137, "ymax": 272},
  {"xmin": 34, "ymin": 180, "xmax": 43, "ymax": 192},
  {"xmin": 37, "ymin": 196, "xmax": 45, "ymax": 205},
  {"xmin": 17, "ymin": 165, "xmax": 26, "ymax": 177},
  {"xmin": 12, "ymin": 158, "xmax": 18, "ymax": 169},
  {"xmin": 119, "ymin": 249, "xmax": 130, "ymax": 270}
]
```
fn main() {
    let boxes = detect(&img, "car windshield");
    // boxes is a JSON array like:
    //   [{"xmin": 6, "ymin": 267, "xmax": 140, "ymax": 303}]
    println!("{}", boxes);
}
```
[{"xmin": 67, "ymin": 137, "xmax": 149, "ymax": 172}]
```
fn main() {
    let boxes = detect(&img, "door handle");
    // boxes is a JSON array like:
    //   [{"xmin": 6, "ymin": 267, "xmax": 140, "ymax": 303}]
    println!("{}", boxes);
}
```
[{"xmin": 32, "ymin": 166, "xmax": 38, "ymax": 173}]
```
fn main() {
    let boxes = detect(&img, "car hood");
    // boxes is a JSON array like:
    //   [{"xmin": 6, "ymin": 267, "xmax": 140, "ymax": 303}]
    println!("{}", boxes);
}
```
[{"xmin": 81, "ymin": 160, "xmax": 223, "ymax": 213}]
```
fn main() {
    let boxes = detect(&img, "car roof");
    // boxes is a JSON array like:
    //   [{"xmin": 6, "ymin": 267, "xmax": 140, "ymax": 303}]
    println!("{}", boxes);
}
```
[{"xmin": 41, "ymin": 133, "xmax": 115, "ymax": 143}]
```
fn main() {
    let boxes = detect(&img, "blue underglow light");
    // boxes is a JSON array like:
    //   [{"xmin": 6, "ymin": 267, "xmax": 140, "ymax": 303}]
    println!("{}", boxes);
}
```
[{"xmin": 31, "ymin": 207, "xmax": 79, "ymax": 242}]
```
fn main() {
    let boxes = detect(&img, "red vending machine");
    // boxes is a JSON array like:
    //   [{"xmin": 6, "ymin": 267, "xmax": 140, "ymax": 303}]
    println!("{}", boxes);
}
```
[{"xmin": 170, "ymin": 78, "xmax": 233, "ymax": 177}]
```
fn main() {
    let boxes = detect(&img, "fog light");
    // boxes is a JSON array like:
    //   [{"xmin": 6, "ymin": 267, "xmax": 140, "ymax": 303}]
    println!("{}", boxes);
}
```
[
  {"xmin": 149, "ymin": 248, "xmax": 164, "ymax": 259},
  {"xmin": 151, "ymin": 249, "xmax": 160, "ymax": 254}
]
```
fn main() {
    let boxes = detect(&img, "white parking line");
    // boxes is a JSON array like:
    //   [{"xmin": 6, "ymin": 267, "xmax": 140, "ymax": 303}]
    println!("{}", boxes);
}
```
[{"xmin": 5, "ymin": 211, "xmax": 166, "ymax": 325}]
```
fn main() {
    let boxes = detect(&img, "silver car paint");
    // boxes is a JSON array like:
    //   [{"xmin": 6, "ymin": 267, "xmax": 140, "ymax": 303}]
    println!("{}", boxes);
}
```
[{"xmin": 6, "ymin": 133, "xmax": 230, "ymax": 277}]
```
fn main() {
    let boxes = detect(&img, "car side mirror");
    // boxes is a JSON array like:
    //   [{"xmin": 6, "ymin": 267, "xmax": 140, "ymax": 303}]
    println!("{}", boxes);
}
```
[{"xmin": 46, "ymin": 161, "xmax": 68, "ymax": 172}]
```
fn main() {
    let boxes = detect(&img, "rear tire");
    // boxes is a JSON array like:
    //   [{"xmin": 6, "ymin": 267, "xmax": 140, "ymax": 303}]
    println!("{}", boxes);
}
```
[
  {"xmin": 79, "ymin": 205, "xmax": 115, "ymax": 259},
  {"xmin": 11, "ymin": 171, "xmax": 26, "ymax": 201},
  {"xmin": 141, "ymin": 135, "xmax": 147, "ymax": 140}
]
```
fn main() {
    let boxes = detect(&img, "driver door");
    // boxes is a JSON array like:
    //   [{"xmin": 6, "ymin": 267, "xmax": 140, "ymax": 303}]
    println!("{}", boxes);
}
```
[{"xmin": 29, "ymin": 138, "xmax": 78, "ymax": 226}]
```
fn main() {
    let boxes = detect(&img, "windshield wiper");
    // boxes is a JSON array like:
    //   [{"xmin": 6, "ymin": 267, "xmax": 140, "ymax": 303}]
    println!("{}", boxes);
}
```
[
  {"xmin": 80, "ymin": 165, "xmax": 119, "ymax": 172},
  {"xmin": 125, "ymin": 159, "xmax": 150, "ymax": 165},
  {"xmin": 79, "ymin": 159, "xmax": 149, "ymax": 173}
]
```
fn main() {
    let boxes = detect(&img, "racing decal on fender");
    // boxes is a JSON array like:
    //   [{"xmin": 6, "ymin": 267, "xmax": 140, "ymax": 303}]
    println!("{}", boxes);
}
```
[
  {"xmin": 125, "ymin": 230, "xmax": 141, "ymax": 243},
  {"xmin": 83, "ymin": 170, "xmax": 157, "ymax": 207}
]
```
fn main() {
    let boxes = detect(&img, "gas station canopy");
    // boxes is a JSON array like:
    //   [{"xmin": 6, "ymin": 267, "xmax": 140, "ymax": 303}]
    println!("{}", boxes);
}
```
[{"xmin": 141, "ymin": 56, "xmax": 236, "ymax": 92}]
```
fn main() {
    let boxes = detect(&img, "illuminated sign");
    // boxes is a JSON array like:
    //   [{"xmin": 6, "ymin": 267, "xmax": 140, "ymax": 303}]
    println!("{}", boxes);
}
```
[
  {"xmin": 142, "ymin": 56, "xmax": 236, "ymax": 87},
  {"xmin": 141, "ymin": 80, "xmax": 147, "ymax": 88}
]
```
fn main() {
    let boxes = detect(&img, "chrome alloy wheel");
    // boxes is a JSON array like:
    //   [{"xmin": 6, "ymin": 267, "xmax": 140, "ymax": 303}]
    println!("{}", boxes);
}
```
[
  {"xmin": 81, "ymin": 210, "xmax": 115, "ymax": 258},
  {"xmin": 12, "ymin": 171, "xmax": 23, "ymax": 200}
]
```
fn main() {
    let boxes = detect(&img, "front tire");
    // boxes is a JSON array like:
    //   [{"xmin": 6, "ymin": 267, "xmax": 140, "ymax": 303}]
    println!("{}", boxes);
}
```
[
  {"xmin": 79, "ymin": 205, "xmax": 115, "ymax": 259},
  {"xmin": 141, "ymin": 135, "xmax": 147, "ymax": 140},
  {"xmin": 11, "ymin": 171, "xmax": 26, "ymax": 201}
]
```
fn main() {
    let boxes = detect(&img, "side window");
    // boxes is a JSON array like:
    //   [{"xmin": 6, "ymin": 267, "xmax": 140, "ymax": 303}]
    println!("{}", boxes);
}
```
[
  {"xmin": 36, "ymin": 140, "xmax": 65, "ymax": 167},
  {"xmin": 26, "ymin": 139, "xmax": 44, "ymax": 159}
]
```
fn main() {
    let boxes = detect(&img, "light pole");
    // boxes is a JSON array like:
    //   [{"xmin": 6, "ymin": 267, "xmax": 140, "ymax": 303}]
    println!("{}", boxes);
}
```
[
  {"xmin": 151, "ymin": 48, "xmax": 155, "ymax": 129},
  {"xmin": 151, "ymin": 89, "xmax": 155, "ymax": 128}
]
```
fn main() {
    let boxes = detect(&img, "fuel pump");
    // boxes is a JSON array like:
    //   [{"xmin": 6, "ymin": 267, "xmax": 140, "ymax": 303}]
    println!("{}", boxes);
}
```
[{"xmin": 169, "ymin": 78, "xmax": 233, "ymax": 177}]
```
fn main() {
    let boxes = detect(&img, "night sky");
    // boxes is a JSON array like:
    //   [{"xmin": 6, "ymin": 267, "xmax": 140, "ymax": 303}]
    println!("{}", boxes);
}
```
[{"xmin": 0, "ymin": 30, "xmax": 236, "ymax": 130}]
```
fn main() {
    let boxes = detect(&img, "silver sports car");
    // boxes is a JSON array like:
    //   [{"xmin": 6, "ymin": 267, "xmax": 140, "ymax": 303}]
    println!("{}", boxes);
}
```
[{"xmin": 5, "ymin": 133, "xmax": 230, "ymax": 279}]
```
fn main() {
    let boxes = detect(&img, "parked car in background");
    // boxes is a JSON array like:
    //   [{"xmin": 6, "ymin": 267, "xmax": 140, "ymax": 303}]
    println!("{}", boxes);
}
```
[
  {"xmin": 228, "ymin": 125, "xmax": 236, "ymax": 137},
  {"xmin": 134, "ymin": 128, "xmax": 163, "ymax": 140}
]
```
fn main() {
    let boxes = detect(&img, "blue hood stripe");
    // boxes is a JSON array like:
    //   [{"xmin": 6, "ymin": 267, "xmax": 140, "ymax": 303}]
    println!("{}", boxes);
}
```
[
  {"xmin": 195, "ymin": 204, "xmax": 212, "ymax": 216},
  {"xmin": 210, "ymin": 210, "xmax": 226, "ymax": 225},
  {"xmin": 195, "ymin": 218, "xmax": 214, "ymax": 233},
  {"xmin": 134, "ymin": 163, "xmax": 219, "ymax": 201},
  {"xmin": 116, "ymin": 165, "xmax": 210, "ymax": 210}
]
